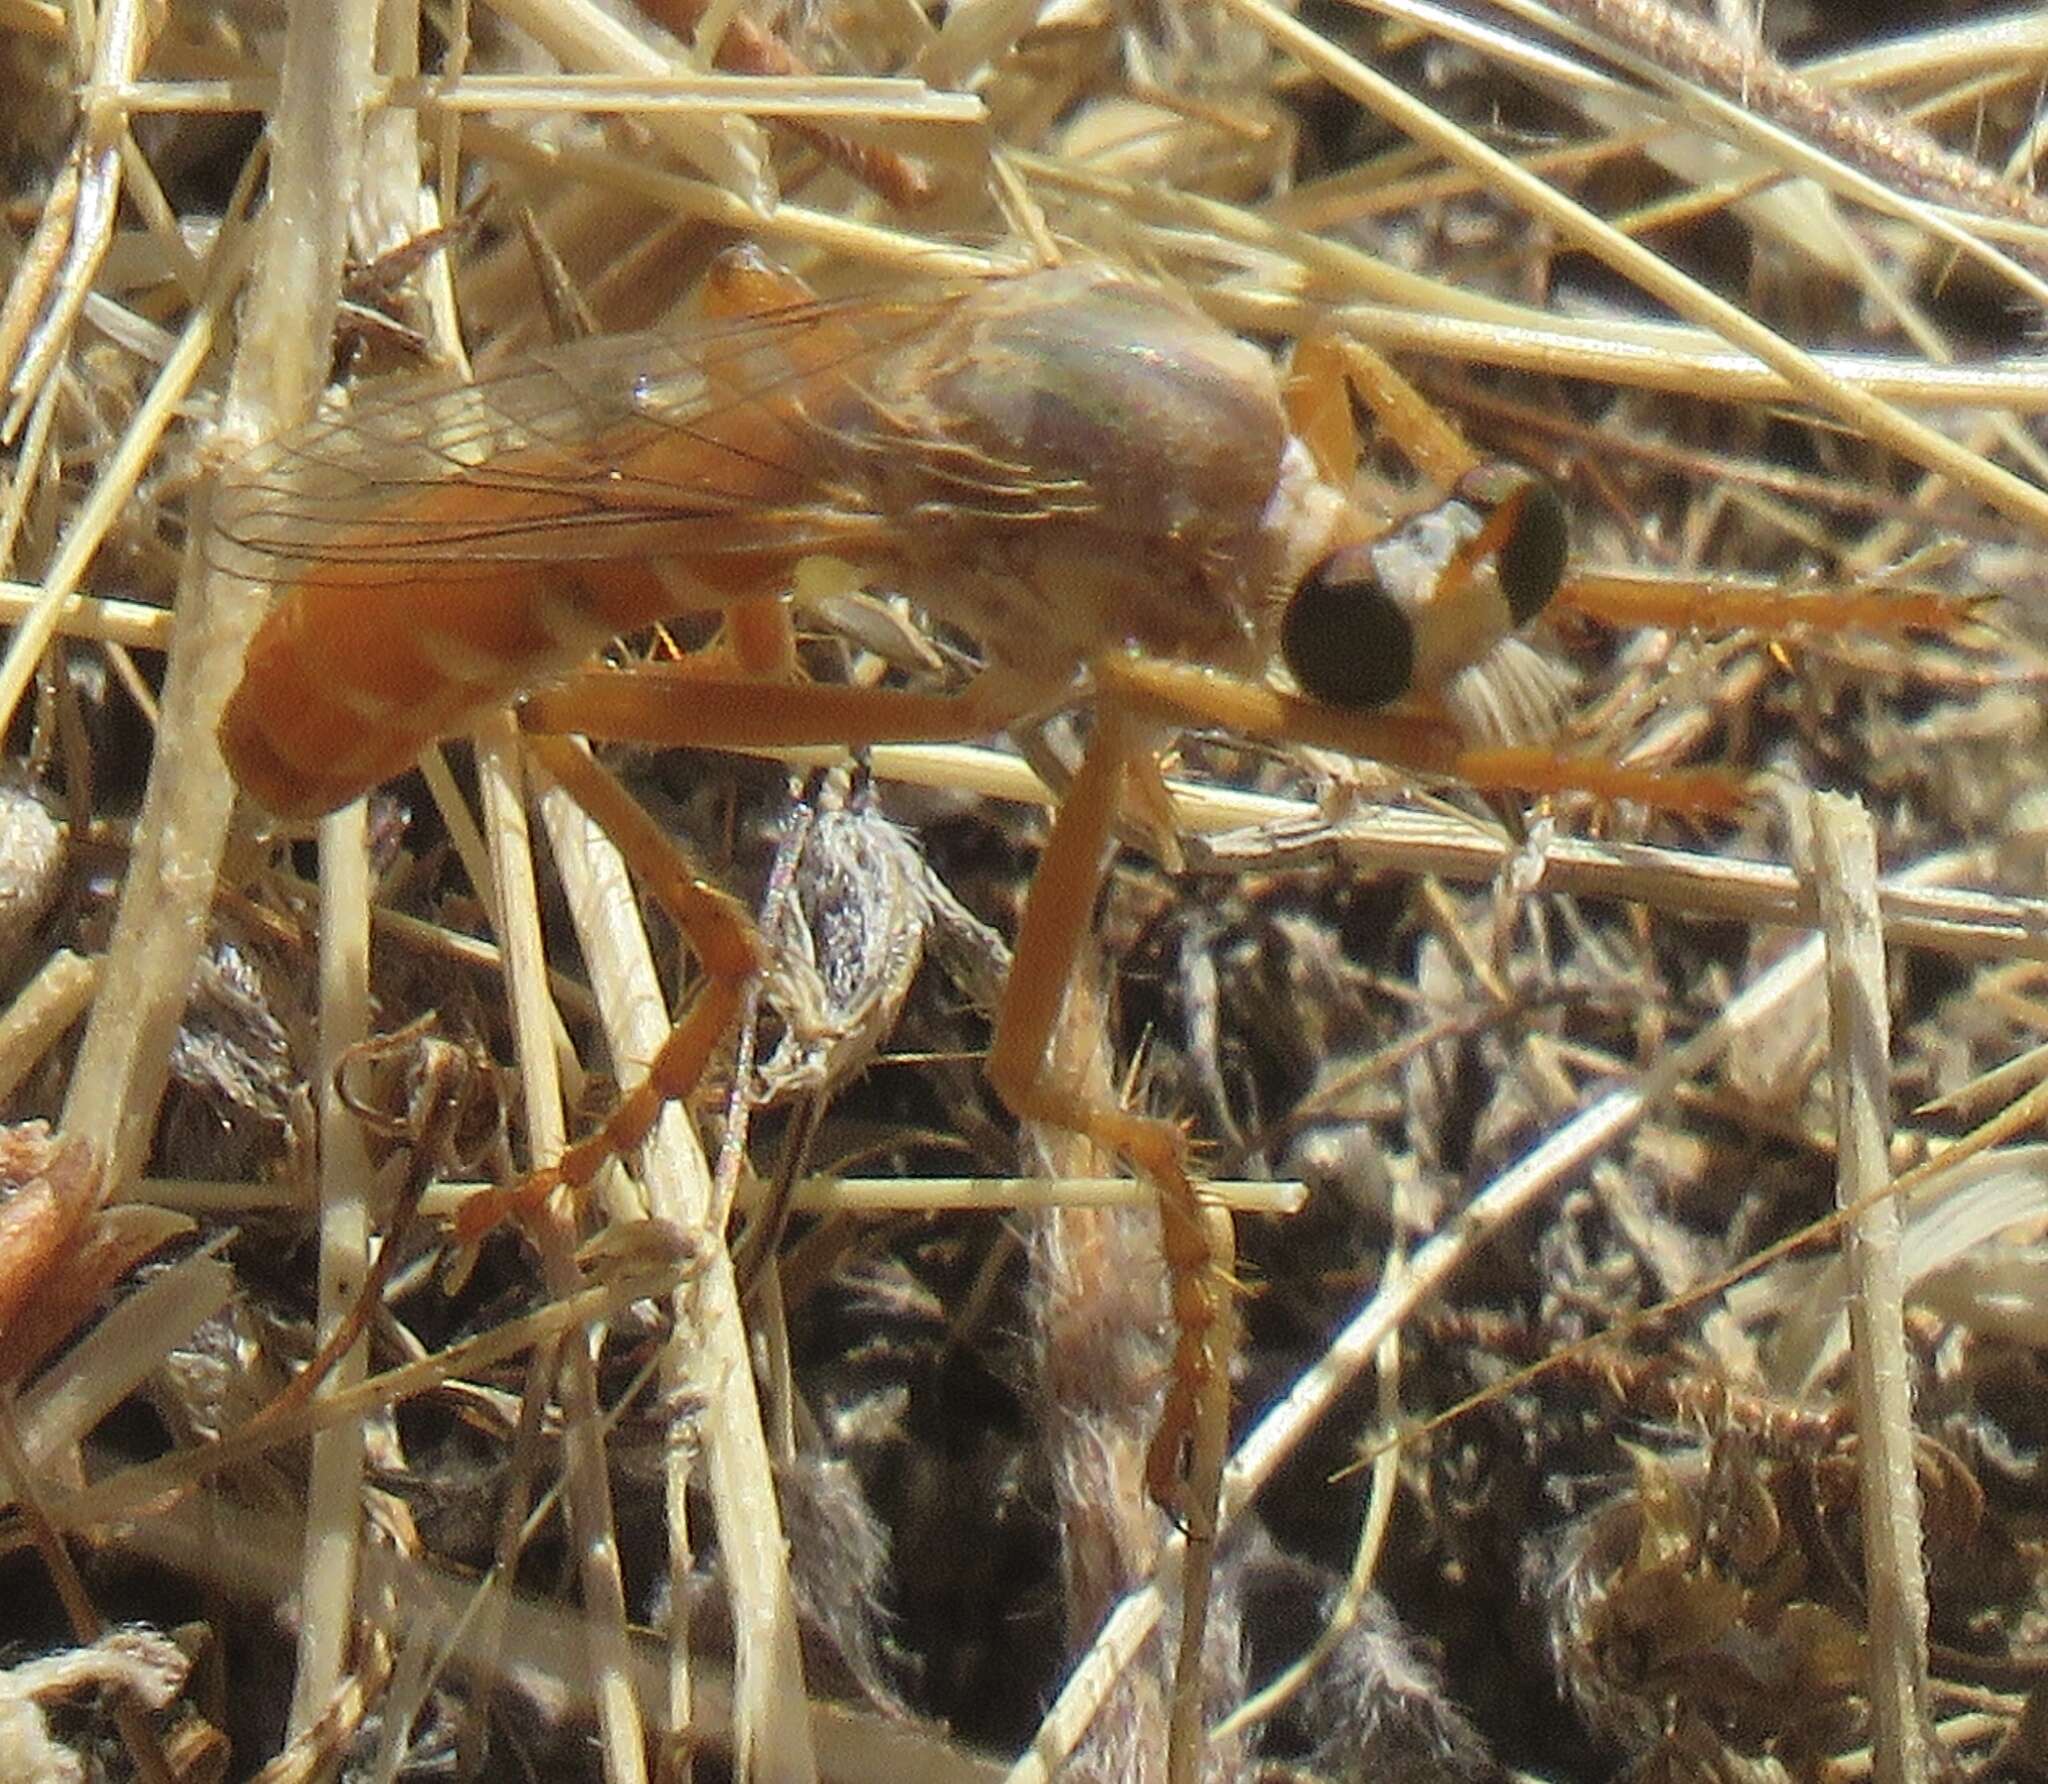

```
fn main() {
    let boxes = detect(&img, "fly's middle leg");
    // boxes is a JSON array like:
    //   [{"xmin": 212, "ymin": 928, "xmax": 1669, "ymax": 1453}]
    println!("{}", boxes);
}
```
[{"xmin": 982, "ymin": 699, "xmax": 1238, "ymax": 1525}]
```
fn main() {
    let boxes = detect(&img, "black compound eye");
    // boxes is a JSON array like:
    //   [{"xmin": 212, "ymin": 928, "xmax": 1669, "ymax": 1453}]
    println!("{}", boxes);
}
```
[
  {"xmin": 1282, "ymin": 555, "xmax": 1416, "ymax": 710},
  {"xmin": 1453, "ymin": 469, "xmax": 1570, "ymax": 627},
  {"xmin": 1496, "ymin": 478, "xmax": 1568, "ymax": 626}
]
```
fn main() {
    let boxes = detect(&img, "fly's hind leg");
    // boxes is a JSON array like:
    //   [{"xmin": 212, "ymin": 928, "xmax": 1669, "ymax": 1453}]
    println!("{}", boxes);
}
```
[
  {"xmin": 457, "ymin": 669, "xmax": 1042, "ymax": 1244},
  {"xmin": 554, "ymin": 663, "xmax": 1248, "ymax": 1515},
  {"xmin": 451, "ymin": 732, "xmax": 764, "ymax": 1242},
  {"xmin": 469, "ymin": 659, "xmax": 1245, "ymax": 1489}
]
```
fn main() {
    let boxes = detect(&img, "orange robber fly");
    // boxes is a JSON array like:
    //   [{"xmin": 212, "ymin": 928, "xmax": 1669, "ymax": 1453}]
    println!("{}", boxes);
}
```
[{"xmin": 212, "ymin": 245, "xmax": 1741, "ymax": 1529}]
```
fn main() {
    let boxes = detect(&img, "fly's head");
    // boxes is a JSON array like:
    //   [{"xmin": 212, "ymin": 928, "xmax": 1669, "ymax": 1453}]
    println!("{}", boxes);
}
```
[{"xmin": 1278, "ymin": 464, "xmax": 1574, "ymax": 745}]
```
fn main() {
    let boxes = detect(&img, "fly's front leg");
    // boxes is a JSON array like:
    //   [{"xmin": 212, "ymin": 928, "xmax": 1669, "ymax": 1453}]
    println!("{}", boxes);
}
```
[
  {"xmin": 1098, "ymin": 655, "xmax": 1748, "ymax": 815},
  {"xmin": 983, "ymin": 699, "xmax": 1236, "ymax": 1517},
  {"xmin": 1285, "ymin": 328, "xmax": 1479, "ymax": 491},
  {"xmin": 1555, "ymin": 568, "xmax": 1976, "ymax": 638}
]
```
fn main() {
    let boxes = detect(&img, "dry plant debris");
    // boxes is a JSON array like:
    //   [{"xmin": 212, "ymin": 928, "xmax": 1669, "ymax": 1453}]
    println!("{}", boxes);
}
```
[{"xmin": 3, "ymin": 1, "xmax": 2048, "ymax": 1780}]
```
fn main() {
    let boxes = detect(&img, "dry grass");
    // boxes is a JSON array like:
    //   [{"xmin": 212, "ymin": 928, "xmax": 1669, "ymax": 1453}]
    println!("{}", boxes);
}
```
[{"xmin": 3, "ymin": 0, "xmax": 2048, "ymax": 1779}]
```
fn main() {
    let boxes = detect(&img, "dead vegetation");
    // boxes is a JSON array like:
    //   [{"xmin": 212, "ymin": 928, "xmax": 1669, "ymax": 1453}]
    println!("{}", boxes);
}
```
[{"xmin": 4, "ymin": 0, "xmax": 2048, "ymax": 1780}]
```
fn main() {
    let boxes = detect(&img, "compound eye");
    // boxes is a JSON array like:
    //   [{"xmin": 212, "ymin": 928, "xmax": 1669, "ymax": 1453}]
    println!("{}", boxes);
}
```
[
  {"xmin": 1499, "ymin": 479, "xmax": 1568, "ymax": 625},
  {"xmin": 1458, "ymin": 469, "xmax": 1568, "ymax": 627},
  {"xmin": 1281, "ymin": 550, "xmax": 1416, "ymax": 710}
]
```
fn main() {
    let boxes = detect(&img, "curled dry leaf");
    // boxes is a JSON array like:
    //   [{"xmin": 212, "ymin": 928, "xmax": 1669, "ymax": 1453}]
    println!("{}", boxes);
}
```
[
  {"xmin": 0, "ymin": 1626, "xmax": 193, "ymax": 1784},
  {"xmin": 0, "ymin": 1122, "xmax": 188, "ymax": 1384}
]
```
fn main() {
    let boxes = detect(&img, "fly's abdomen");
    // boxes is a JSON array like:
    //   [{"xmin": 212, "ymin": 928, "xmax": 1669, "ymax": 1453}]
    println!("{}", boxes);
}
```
[
  {"xmin": 215, "ymin": 452, "xmax": 702, "ymax": 817},
  {"xmin": 216, "ymin": 382, "xmax": 827, "ymax": 817}
]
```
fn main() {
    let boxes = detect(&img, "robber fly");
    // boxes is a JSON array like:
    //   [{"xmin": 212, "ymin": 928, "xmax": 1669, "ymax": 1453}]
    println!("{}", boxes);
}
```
[
  {"xmin": 213, "ymin": 248, "xmax": 1577, "ymax": 819},
  {"xmin": 210, "ymin": 244, "xmax": 1742, "ymax": 1784},
  {"xmin": 213, "ymin": 249, "xmax": 1696, "ymax": 1640}
]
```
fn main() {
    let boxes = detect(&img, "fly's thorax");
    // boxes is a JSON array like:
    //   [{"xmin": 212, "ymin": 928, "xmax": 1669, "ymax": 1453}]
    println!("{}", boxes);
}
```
[
  {"xmin": 855, "ymin": 266, "xmax": 1300, "ymax": 668},
  {"xmin": 883, "ymin": 536, "xmax": 1261, "ymax": 687}
]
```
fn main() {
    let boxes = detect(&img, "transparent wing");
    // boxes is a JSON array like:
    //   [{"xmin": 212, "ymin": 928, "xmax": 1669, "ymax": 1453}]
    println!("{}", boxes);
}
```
[{"xmin": 207, "ymin": 290, "xmax": 1009, "ymax": 584}]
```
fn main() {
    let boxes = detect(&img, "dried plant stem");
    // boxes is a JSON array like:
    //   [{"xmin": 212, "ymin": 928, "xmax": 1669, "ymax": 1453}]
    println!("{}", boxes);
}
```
[
  {"xmin": 1221, "ymin": 0, "xmax": 2048, "ymax": 536},
  {"xmin": 40, "ymin": 37, "xmax": 379, "ymax": 1770},
  {"xmin": 1212, "ymin": 1246, "xmax": 1406, "ymax": 1742},
  {"xmin": 488, "ymin": 0, "xmax": 774, "ymax": 204},
  {"xmin": 0, "ymin": 950, "xmax": 97, "ymax": 1103},
  {"xmin": 283, "ymin": 69, "xmax": 421, "ymax": 1749},
  {"xmin": 0, "ymin": 584, "xmax": 168, "ymax": 650},
  {"xmin": 61, "ymin": 0, "xmax": 376, "ymax": 1197},
  {"xmin": 478, "ymin": 716, "xmax": 651, "ymax": 1784},
  {"xmin": 287, "ymin": 799, "xmax": 374, "ymax": 1738},
  {"xmin": 533, "ymin": 758, "xmax": 820, "ymax": 1784},
  {"xmin": 42, "ymin": 1258, "xmax": 677, "ymax": 1540},
  {"xmin": 1168, "ymin": 1205, "xmax": 1237, "ymax": 1784},
  {"xmin": 1547, "ymin": 0, "xmax": 2048, "ymax": 239},
  {"xmin": 0, "ymin": 0, "xmax": 155, "ymax": 429},
  {"xmin": 0, "ymin": 1402, "xmax": 178, "ymax": 1784},
  {"xmin": 145, "ymin": 1174, "xmax": 1304, "ymax": 1220},
  {"xmin": 1365, "ymin": 0, "xmax": 2048, "ymax": 290},
  {"xmin": 14, "ymin": 1249, "xmax": 235, "ymax": 1478},
  {"xmin": 34, "ymin": 1479, "xmax": 1000, "ymax": 1778},
  {"xmin": 1810, "ymin": 792, "xmax": 1933, "ymax": 1784},
  {"xmin": 1814, "ymin": 15, "xmax": 2048, "ymax": 91},
  {"xmin": 458, "ymin": 121, "xmax": 992, "ymax": 281},
  {"xmin": 0, "ymin": 306, "xmax": 212, "ymax": 742},
  {"xmin": 1227, "ymin": 295, "xmax": 2048, "ymax": 413},
  {"xmin": 828, "ymin": 743, "xmax": 2045, "ymax": 965}
]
